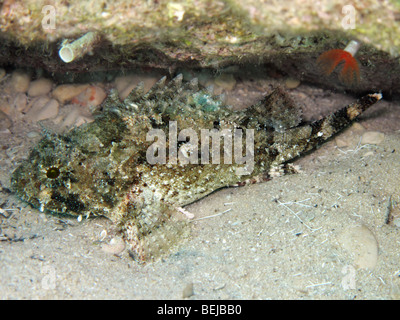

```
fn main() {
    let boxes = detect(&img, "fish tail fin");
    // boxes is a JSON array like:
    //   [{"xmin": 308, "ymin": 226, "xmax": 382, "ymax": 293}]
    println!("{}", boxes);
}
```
[{"xmin": 272, "ymin": 93, "xmax": 382, "ymax": 165}]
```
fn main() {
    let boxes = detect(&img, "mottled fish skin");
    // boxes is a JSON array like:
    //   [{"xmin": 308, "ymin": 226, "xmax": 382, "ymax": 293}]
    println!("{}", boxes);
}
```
[{"xmin": 11, "ymin": 74, "xmax": 382, "ymax": 262}]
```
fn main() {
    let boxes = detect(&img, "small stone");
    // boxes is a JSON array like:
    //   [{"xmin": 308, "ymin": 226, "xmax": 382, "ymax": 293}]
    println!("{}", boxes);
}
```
[
  {"xmin": 182, "ymin": 282, "xmax": 194, "ymax": 299},
  {"xmin": 28, "ymin": 78, "xmax": 53, "ymax": 97},
  {"xmin": 338, "ymin": 225, "xmax": 379, "ymax": 270},
  {"xmin": 32, "ymin": 99, "xmax": 59, "ymax": 121},
  {"xmin": 101, "ymin": 237, "xmax": 126, "ymax": 255},
  {"xmin": 52, "ymin": 84, "xmax": 89, "ymax": 103},
  {"xmin": 361, "ymin": 131, "xmax": 385, "ymax": 145},
  {"xmin": 10, "ymin": 70, "xmax": 31, "ymax": 93},
  {"xmin": 349, "ymin": 122, "xmax": 365, "ymax": 132},
  {"xmin": 71, "ymin": 85, "xmax": 106, "ymax": 108},
  {"xmin": 285, "ymin": 77, "xmax": 301, "ymax": 89},
  {"xmin": 335, "ymin": 122, "xmax": 366, "ymax": 148},
  {"xmin": 27, "ymin": 131, "xmax": 40, "ymax": 138},
  {"xmin": 13, "ymin": 93, "xmax": 27, "ymax": 112},
  {"xmin": 25, "ymin": 97, "xmax": 59, "ymax": 122},
  {"xmin": 25, "ymin": 96, "xmax": 50, "ymax": 118}
]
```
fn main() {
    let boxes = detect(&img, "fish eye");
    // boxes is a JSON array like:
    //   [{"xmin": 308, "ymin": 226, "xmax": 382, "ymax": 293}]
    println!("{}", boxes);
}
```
[{"xmin": 46, "ymin": 167, "xmax": 60, "ymax": 179}]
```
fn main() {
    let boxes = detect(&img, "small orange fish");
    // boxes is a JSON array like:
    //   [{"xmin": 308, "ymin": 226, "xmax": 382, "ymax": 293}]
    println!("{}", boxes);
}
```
[{"xmin": 317, "ymin": 40, "xmax": 361, "ymax": 86}]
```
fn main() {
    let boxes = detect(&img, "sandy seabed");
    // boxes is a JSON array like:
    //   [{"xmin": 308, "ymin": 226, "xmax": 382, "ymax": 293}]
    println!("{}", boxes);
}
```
[{"xmin": 1, "ymin": 73, "xmax": 400, "ymax": 300}]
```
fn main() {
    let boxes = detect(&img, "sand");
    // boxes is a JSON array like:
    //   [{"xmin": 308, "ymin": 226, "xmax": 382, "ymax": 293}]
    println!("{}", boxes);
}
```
[{"xmin": 1, "ymin": 72, "xmax": 400, "ymax": 300}]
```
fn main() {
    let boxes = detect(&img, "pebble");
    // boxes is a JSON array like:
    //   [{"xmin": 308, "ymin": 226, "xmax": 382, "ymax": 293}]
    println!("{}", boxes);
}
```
[
  {"xmin": 361, "ymin": 131, "xmax": 385, "ymax": 145},
  {"xmin": 101, "ymin": 237, "xmax": 126, "ymax": 255},
  {"xmin": 182, "ymin": 282, "xmax": 194, "ymax": 299},
  {"xmin": 52, "ymin": 84, "xmax": 89, "ymax": 103},
  {"xmin": 10, "ymin": 70, "xmax": 30, "ymax": 93},
  {"xmin": 24, "ymin": 96, "xmax": 59, "ymax": 122},
  {"xmin": 71, "ymin": 85, "xmax": 106, "ymax": 108},
  {"xmin": 13, "ymin": 93, "xmax": 27, "ymax": 112},
  {"xmin": 32, "ymin": 99, "xmax": 59, "ymax": 121},
  {"xmin": 25, "ymin": 96, "xmax": 50, "ymax": 115},
  {"xmin": 284, "ymin": 77, "xmax": 301, "ymax": 89},
  {"xmin": 28, "ymin": 78, "xmax": 53, "ymax": 97},
  {"xmin": 335, "ymin": 122, "xmax": 366, "ymax": 148},
  {"xmin": 338, "ymin": 224, "xmax": 379, "ymax": 270}
]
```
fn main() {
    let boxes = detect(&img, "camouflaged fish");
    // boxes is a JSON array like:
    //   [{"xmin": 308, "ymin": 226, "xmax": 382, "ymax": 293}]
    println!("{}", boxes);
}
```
[{"xmin": 11, "ymin": 74, "xmax": 381, "ymax": 262}]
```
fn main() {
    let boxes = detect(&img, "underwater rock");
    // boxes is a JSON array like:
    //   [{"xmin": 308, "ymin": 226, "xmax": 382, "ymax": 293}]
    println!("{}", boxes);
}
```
[
  {"xmin": 24, "ymin": 96, "xmax": 51, "ymax": 120},
  {"xmin": 284, "ymin": 78, "xmax": 301, "ymax": 89},
  {"xmin": 10, "ymin": 75, "xmax": 382, "ymax": 262},
  {"xmin": 30, "ymin": 99, "xmax": 59, "ymax": 122},
  {"xmin": 28, "ymin": 78, "xmax": 53, "ymax": 97},
  {"xmin": 334, "ymin": 122, "xmax": 366, "ymax": 148},
  {"xmin": 52, "ymin": 84, "xmax": 89, "ymax": 104},
  {"xmin": 10, "ymin": 70, "xmax": 30, "ymax": 93},
  {"xmin": 361, "ymin": 131, "xmax": 385, "ymax": 145},
  {"xmin": 101, "ymin": 237, "xmax": 126, "ymax": 255},
  {"xmin": 182, "ymin": 282, "xmax": 195, "ymax": 299},
  {"xmin": 338, "ymin": 225, "xmax": 379, "ymax": 270},
  {"xmin": 71, "ymin": 85, "xmax": 106, "ymax": 108}
]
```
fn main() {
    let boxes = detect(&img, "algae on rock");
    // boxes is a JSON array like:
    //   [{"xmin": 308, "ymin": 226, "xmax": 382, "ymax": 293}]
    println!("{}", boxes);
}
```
[{"xmin": 0, "ymin": 0, "xmax": 399, "ymax": 95}]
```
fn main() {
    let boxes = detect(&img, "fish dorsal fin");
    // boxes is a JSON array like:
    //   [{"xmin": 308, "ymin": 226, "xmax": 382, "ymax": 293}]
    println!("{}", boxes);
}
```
[
  {"xmin": 187, "ymin": 78, "xmax": 199, "ymax": 91},
  {"xmin": 143, "ymin": 76, "xmax": 167, "ymax": 100},
  {"xmin": 245, "ymin": 87, "xmax": 302, "ymax": 132},
  {"xmin": 123, "ymin": 81, "xmax": 145, "ymax": 104}
]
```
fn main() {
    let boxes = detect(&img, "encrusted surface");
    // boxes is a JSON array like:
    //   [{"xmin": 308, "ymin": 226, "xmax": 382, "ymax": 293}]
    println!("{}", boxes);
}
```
[{"xmin": 10, "ymin": 75, "xmax": 381, "ymax": 261}]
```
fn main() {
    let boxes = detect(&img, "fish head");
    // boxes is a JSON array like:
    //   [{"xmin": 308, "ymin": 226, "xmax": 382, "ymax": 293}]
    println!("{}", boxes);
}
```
[{"xmin": 11, "ymin": 134, "xmax": 90, "ymax": 216}]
